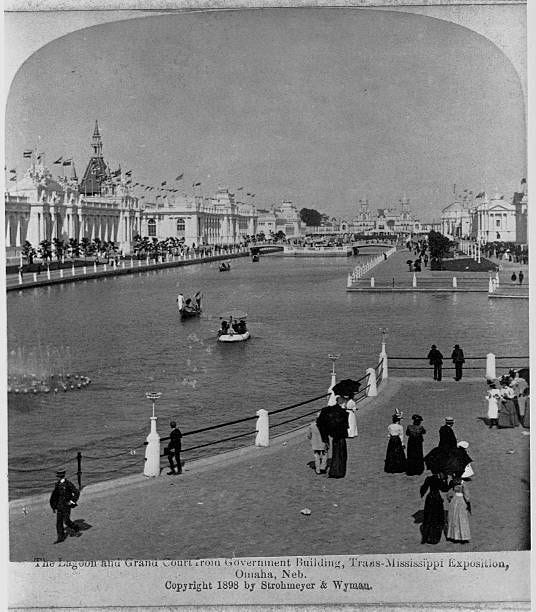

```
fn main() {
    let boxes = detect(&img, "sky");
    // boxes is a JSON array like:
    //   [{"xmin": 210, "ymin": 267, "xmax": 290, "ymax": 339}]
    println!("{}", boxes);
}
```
[{"xmin": 4, "ymin": 8, "xmax": 526, "ymax": 222}]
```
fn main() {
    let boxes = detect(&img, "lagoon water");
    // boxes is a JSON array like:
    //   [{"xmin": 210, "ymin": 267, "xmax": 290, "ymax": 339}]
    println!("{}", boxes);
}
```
[{"xmin": 7, "ymin": 253, "xmax": 529, "ymax": 498}]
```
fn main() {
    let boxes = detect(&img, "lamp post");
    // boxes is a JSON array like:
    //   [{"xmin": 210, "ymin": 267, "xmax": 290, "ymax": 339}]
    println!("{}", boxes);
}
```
[
  {"xmin": 144, "ymin": 391, "xmax": 161, "ymax": 477},
  {"xmin": 327, "ymin": 353, "xmax": 340, "ymax": 405},
  {"xmin": 379, "ymin": 327, "xmax": 388, "ymax": 380}
]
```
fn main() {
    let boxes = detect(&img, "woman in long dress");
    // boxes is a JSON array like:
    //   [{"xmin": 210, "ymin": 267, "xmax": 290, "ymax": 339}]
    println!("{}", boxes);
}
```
[
  {"xmin": 317, "ymin": 396, "xmax": 349, "ymax": 479},
  {"xmin": 406, "ymin": 414, "xmax": 426, "ymax": 475},
  {"xmin": 446, "ymin": 477, "xmax": 471, "ymax": 543},
  {"xmin": 384, "ymin": 413, "xmax": 406, "ymax": 473},
  {"xmin": 420, "ymin": 473, "xmax": 448, "ymax": 544},
  {"xmin": 345, "ymin": 393, "xmax": 358, "ymax": 438},
  {"xmin": 498, "ymin": 383, "xmax": 519, "ymax": 428}
]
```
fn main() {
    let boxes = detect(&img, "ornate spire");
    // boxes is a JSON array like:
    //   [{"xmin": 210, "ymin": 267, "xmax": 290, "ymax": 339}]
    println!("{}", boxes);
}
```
[{"xmin": 91, "ymin": 120, "xmax": 103, "ymax": 157}]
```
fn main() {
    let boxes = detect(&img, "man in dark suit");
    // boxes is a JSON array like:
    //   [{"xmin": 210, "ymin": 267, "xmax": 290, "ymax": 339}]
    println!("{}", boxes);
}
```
[
  {"xmin": 427, "ymin": 344, "xmax": 443, "ymax": 381},
  {"xmin": 451, "ymin": 344, "xmax": 465, "ymax": 381},
  {"xmin": 50, "ymin": 469, "xmax": 80, "ymax": 543},
  {"xmin": 167, "ymin": 421, "xmax": 183, "ymax": 475}
]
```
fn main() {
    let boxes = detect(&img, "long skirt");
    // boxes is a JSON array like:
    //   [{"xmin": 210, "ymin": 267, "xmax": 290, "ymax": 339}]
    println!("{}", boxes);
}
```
[
  {"xmin": 406, "ymin": 436, "xmax": 424, "ymax": 475},
  {"xmin": 421, "ymin": 491, "xmax": 445, "ymax": 544},
  {"xmin": 498, "ymin": 399, "xmax": 519, "ymax": 428},
  {"xmin": 384, "ymin": 436, "xmax": 407, "ymax": 473},
  {"xmin": 446, "ymin": 495, "xmax": 471, "ymax": 541},
  {"xmin": 328, "ymin": 438, "xmax": 347, "ymax": 478}
]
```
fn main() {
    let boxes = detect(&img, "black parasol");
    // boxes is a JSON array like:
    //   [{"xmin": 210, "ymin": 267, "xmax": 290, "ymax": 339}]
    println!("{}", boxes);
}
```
[{"xmin": 331, "ymin": 379, "xmax": 361, "ymax": 397}]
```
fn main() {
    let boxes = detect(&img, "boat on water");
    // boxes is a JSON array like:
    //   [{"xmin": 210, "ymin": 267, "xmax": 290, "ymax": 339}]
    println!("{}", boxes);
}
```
[
  {"xmin": 217, "ymin": 309, "xmax": 250, "ymax": 342},
  {"xmin": 252, "ymin": 254, "xmax": 260, "ymax": 262},
  {"xmin": 218, "ymin": 330, "xmax": 251, "ymax": 343},
  {"xmin": 219, "ymin": 261, "xmax": 231, "ymax": 271},
  {"xmin": 178, "ymin": 291, "xmax": 202, "ymax": 321}
]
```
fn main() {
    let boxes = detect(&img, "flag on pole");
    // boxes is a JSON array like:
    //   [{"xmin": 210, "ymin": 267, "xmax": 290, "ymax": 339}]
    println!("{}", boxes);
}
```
[
  {"xmin": 175, "ymin": 173, "xmax": 183, "ymax": 181},
  {"xmin": 237, "ymin": 186, "xmax": 243, "ymax": 191},
  {"xmin": 125, "ymin": 170, "xmax": 132, "ymax": 176},
  {"xmin": 37, "ymin": 152, "xmax": 44, "ymax": 161},
  {"xmin": 161, "ymin": 181, "xmax": 167, "ymax": 187},
  {"xmin": 10, "ymin": 175, "xmax": 17, "ymax": 181},
  {"xmin": 53, "ymin": 157, "xmax": 63, "ymax": 164},
  {"xmin": 246, "ymin": 193, "xmax": 251, "ymax": 196},
  {"xmin": 112, "ymin": 169, "xmax": 121, "ymax": 177},
  {"xmin": 9, "ymin": 169, "xmax": 16, "ymax": 174},
  {"xmin": 193, "ymin": 181, "xmax": 201, "ymax": 187},
  {"xmin": 23, "ymin": 150, "xmax": 33, "ymax": 159},
  {"xmin": 62, "ymin": 159, "xmax": 72, "ymax": 166},
  {"xmin": 251, "ymin": 194, "xmax": 256, "ymax": 197}
]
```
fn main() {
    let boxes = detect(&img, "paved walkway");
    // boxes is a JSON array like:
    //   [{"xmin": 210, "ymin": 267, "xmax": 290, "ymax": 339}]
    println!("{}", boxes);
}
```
[{"xmin": 9, "ymin": 376, "xmax": 529, "ymax": 561}]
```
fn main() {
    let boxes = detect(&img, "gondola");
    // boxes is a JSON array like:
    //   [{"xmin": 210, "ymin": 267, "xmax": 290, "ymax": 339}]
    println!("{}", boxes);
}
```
[
  {"xmin": 218, "ymin": 330, "xmax": 251, "ymax": 342},
  {"xmin": 178, "ymin": 292, "xmax": 202, "ymax": 321},
  {"xmin": 180, "ymin": 307, "xmax": 201, "ymax": 321},
  {"xmin": 252, "ymin": 254, "xmax": 260, "ymax": 262},
  {"xmin": 219, "ymin": 262, "xmax": 231, "ymax": 272}
]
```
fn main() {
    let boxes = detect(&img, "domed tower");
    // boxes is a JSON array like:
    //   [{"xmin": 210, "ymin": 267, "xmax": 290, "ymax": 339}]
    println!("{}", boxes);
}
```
[{"xmin": 79, "ymin": 120, "xmax": 111, "ymax": 195}]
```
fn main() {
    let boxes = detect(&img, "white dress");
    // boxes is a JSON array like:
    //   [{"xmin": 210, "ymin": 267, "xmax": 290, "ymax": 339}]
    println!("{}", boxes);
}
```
[
  {"xmin": 346, "ymin": 399, "xmax": 358, "ymax": 438},
  {"xmin": 486, "ymin": 389, "xmax": 501, "ymax": 419}
]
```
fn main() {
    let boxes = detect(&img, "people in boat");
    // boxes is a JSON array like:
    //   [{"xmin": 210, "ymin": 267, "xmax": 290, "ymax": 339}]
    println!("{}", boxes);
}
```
[
  {"xmin": 232, "ymin": 319, "xmax": 240, "ymax": 333},
  {"xmin": 237, "ymin": 319, "xmax": 247, "ymax": 334},
  {"xmin": 219, "ymin": 318, "xmax": 230, "ymax": 336},
  {"xmin": 177, "ymin": 293, "xmax": 185, "ymax": 311},
  {"xmin": 194, "ymin": 291, "xmax": 202, "ymax": 311}
]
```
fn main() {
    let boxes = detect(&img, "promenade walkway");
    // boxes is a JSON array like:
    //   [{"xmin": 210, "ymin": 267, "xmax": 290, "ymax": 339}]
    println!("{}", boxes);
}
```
[
  {"xmin": 4, "ymin": 249, "xmax": 254, "ymax": 292},
  {"xmin": 9, "ymin": 376, "xmax": 529, "ymax": 561},
  {"xmin": 347, "ymin": 248, "xmax": 529, "ymax": 296}
]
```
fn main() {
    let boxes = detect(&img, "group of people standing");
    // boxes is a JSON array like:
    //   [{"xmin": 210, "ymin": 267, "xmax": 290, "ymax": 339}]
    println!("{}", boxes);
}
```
[
  {"xmin": 486, "ymin": 370, "xmax": 530, "ymax": 429},
  {"xmin": 384, "ymin": 412, "xmax": 473, "ymax": 545},
  {"xmin": 426, "ymin": 343, "xmax": 465, "ymax": 381}
]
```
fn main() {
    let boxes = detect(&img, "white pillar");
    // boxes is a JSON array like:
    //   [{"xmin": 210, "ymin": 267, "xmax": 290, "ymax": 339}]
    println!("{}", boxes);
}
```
[
  {"xmin": 379, "ymin": 342, "xmax": 388, "ymax": 380},
  {"xmin": 486, "ymin": 353, "xmax": 496, "ymax": 380},
  {"xmin": 93, "ymin": 262, "xmax": 97, "ymax": 273},
  {"xmin": 143, "ymin": 416, "xmax": 161, "ymax": 477},
  {"xmin": 59, "ymin": 269, "xmax": 64, "ymax": 278},
  {"xmin": 71, "ymin": 264, "xmax": 76, "ymax": 276},
  {"xmin": 366, "ymin": 367, "xmax": 378, "ymax": 396},
  {"xmin": 370, "ymin": 276, "xmax": 375, "ymax": 288},
  {"xmin": 495, "ymin": 271, "xmax": 500, "ymax": 287},
  {"xmin": 18, "ymin": 272, "xmax": 23, "ymax": 284},
  {"xmin": 347, "ymin": 274, "xmax": 353, "ymax": 288},
  {"xmin": 255, "ymin": 409, "xmax": 269, "ymax": 447},
  {"xmin": 412, "ymin": 272, "xmax": 417, "ymax": 288},
  {"xmin": 488, "ymin": 277, "xmax": 494, "ymax": 293},
  {"xmin": 33, "ymin": 272, "xmax": 37, "ymax": 282},
  {"xmin": 83, "ymin": 266, "xmax": 87, "ymax": 275},
  {"xmin": 131, "ymin": 258, "xmax": 134, "ymax": 268},
  {"xmin": 47, "ymin": 266, "xmax": 51, "ymax": 280},
  {"xmin": 103, "ymin": 264, "xmax": 107, "ymax": 272},
  {"xmin": 327, "ymin": 369, "xmax": 337, "ymax": 406},
  {"xmin": 452, "ymin": 277, "xmax": 457, "ymax": 288}
]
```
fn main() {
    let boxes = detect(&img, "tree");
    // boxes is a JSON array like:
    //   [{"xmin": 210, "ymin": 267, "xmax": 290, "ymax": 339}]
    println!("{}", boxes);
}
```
[
  {"xmin": 38, "ymin": 239, "xmax": 52, "ymax": 262},
  {"xmin": 80, "ymin": 237, "xmax": 92, "ymax": 257},
  {"xmin": 21, "ymin": 240, "xmax": 36, "ymax": 264},
  {"xmin": 52, "ymin": 238, "xmax": 66, "ymax": 261},
  {"xmin": 428, "ymin": 230, "xmax": 452, "ymax": 270},
  {"xmin": 299, "ymin": 208, "xmax": 322, "ymax": 227},
  {"xmin": 274, "ymin": 230, "xmax": 286, "ymax": 242},
  {"xmin": 68, "ymin": 238, "xmax": 80, "ymax": 259}
]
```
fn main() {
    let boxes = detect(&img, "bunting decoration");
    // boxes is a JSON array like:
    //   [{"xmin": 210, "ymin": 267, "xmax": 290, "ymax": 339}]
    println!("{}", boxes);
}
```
[
  {"xmin": 9, "ymin": 169, "xmax": 16, "ymax": 174},
  {"xmin": 53, "ymin": 157, "xmax": 63, "ymax": 165},
  {"xmin": 161, "ymin": 181, "xmax": 167, "ymax": 187},
  {"xmin": 62, "ymin": 159, "xmax": 72, "ymax": 166},
  {"xmin": 10, "ymin": 175, "xmax": 17, "ymax": 181},
  {"xmin": 23, "ymin": 150, "xmax": 33, "ymax": 159},
  {"xmin": 193, "ymin": 181, "xmax": 201, "ymax": 187},
  {"xmin": 237, "ymin": 186, "xmax": 243, "ymax": 191},
  {"xmin": 125, "ymin": 170, "xmax": 132, "ymax": 176},
  {"xmin": 175, "ymin": 173, "xmax": 184, "ymax": 181}
]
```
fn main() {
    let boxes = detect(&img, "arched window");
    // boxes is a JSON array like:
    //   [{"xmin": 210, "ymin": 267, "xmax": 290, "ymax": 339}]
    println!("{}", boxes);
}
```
[
  {"xmin": 176, "ymin": 217, "xmax": 185, "ymax": 233},
  {"xmin": 148, "ymin": 218, "xmax": 156, "ymax": 237}
]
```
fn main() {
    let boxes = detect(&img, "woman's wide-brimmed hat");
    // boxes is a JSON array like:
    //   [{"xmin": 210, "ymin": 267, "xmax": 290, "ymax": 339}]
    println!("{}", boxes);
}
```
[
  {"xmin": 445, "ymin": 416, "xmax": 455, "ymax": 423},
  {"xmin": 411, "ymin": 414, "xmax": 423, "ymax": 422}
]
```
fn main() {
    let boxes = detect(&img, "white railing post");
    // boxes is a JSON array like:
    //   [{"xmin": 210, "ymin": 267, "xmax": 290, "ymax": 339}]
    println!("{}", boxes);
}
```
[
  {"xmin": 370, "ymin": 276, "xmax": 375, "ymax": 288},
  {"xmin": 131, "ymin": 258, "xmax": 134, "ymax": 268},
  {"xmin": 347, "ymin": 274, "xmax": 353, "ymax": 288},
  {"xmin": 379, "ymin": 341, "xmax": 388, "ymax": 380},
  {"xmin": 71, "ymin": 264, "xmax": 76, "ymax": 276},
  {"xmin": 495, "ymin": 270, "xmax": 500, "ymax": 287},
  {"xmin": 103, "ymin": 264, "xmax": 107, "ymax": 272},
  {"xmin": 255, "ymin": 409, "xmax": 270, "ymax": 447},
  {"xmin": 366, "ymin": 367, "xmax": 377, "ymax": 396},
  {"xmin": 32, "ymin": 272, "xmax": 37, "ymax": 282},
  {"xmin": 83, "ymin": 266, "xmax": 87, "ymax": 275},
  {"xmin": 452, "ymin": 276, "xmax": 457, "ymax": 288},
  {"xmin": 488, "ymin": 277, "xmax": 494, "ymax": 294},
  {"xmin": 47, "ymin": 266, "xmax": 51, "ymax": 280},
  {"xmin": 486, "ymin": 353, "xmax": 496, "ymax": 380},
  {"xmin": 93, "ymin": 262, "xmax": 97, "ymax": 273},
  {"xmin": 143, "ymin": 416, "xmax": 161, "ymax": 477},
  {"xmin": 412, "ymin": 272, "xmax": 417, "ymax": 288},
  {"xmin": 59, "ymin": 269, "xmax": 64, "ymax": 278}
]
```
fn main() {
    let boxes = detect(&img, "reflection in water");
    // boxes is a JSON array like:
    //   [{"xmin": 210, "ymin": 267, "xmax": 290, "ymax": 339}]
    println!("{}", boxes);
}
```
[{"xmin": 7, "ymin": 255, "xmax": 529, "ymax": 497}]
